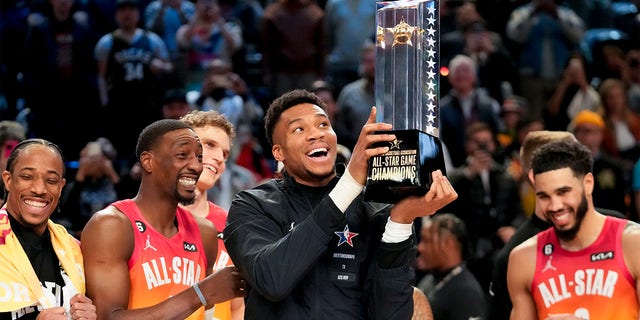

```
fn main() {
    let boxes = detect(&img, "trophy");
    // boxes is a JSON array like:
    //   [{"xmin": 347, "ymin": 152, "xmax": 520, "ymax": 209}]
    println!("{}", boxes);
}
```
[{"xmin": 363, "ymin": 0, "xmax": 445, "ymax": 204}]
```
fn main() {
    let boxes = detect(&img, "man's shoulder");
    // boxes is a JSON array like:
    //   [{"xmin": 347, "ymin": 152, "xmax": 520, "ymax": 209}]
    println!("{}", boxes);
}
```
[
  {"xmin": 235, "ymin": 178, "xmax": 284, "ymax": 201},
  {"xmin": 598, "ymin": 207, "xmax": 626, "ymax": 219},
  {"xmin": 88, "ymin": 202, "xmax": 131, "ymax": 226},
  {"xmin": 510, "ymin": 233, "xmax": 538, "ymax": 259}
]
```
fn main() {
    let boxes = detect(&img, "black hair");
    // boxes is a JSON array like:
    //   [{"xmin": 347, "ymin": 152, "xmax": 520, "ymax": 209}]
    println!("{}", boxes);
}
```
[
  {"xmin": 431, "ymin": 213, "xmax": 473, "ymax": 261},
  {"xmin": 531, "ymin": 139, "xmax": 592, "ymax": 177},
  {"xmin": 264, "ymin": 89, "xmax": 327, "ymax": 145},
  {"xmin": 136, "ymin": 119, "xmax": 193, "ymax": 160},
  {"xmin": 3, "ymin": 138, "xmax": 65, "ymax": 202}
]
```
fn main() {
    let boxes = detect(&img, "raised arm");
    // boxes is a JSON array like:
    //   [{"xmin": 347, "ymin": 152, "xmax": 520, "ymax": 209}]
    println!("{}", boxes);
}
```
[
  {"xmin": 344, "ymin": 106, "xmax": 394, "ymax": 186},
  {"xmin": 224, "ymin": 107, "xmax": 397, "ymax": 300}
]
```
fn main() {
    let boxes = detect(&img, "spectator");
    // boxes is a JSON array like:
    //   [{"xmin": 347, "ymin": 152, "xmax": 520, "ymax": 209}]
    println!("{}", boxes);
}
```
[
  {"xmin": 595, "ymin": 44, "xmax": 628, "ymax": 82},
  {"xmin": 506, "ymin": 0, "xmax": 585, "ymax": 121},
  {"xmin": 180, "ymin": 110, "xmax": 245, "ymax": 320},
  {"xmin": 441, "ymin": 122, "xmax": 524, "ymax": 293},
  {"xmin": 144, "ymin": 0, "xmax": 196, "ymax": 86},
  {"xmin": 569, "ymin": 110, "xmax": 630, "ymax": 216},
  {"xmin": 544, "ymin": 53, "xmax": 600, "ymax": 131},
  {"xmin": 461, "ymin": 20, "xmax": 519, "ymax": 104},
  {"xmin": 0, "ymin": 0, "xmax": 31, "ymax": 120},
  {"xmin": 334, "ymin": 40, "xmax": 375, "ymax": 151},
  {"xmin": 260, "ymin": 0, "xmax": 324, "ymax": 97},
  {"xmin": 474, "ymin": 0, "xmax": 529, "ymax": 42},
  {"xmin": 507, "ymin": 139, "xmax": 640, "ymax": 319},
  {"xmin": 206, "ymin": 157, "xmax": 258, "ymax": 211},
  {"xmin": 624, "ymin": 49, "xmax": 640, "ymax": 114},
  {"xmin": 562, "ymin": 0, "xmax": 615, "ymax": 29},
  {"xmin": 0, "ymin": 120, "xmax": 26, "ymax": 172},
  {"xmin": 190, "ymin": 58, "xmax": 256, "ymax": 129},
  {"xmin": 502, "ymin": 115, "xmax": 541, "ymax": 160},
  {"xmin": 233, "ymin": 123, "xmax": 274, "ymax": 182},
  {"xmin": 416, "ymin": 214, "xmax": 487, "ymax": 320},
  {"xmin": 176, "ymin": 0, "xmax": 243, "ymax": 92},
  {"xmin": 218, "ymin": 0, "xmax": 264, "ymax": 84},
  {"xmin": 322, "ymin": 0, "xmax": 375, "ymax": 95},
  {"xmin": 94, "ymin": 0, "xmax": 174, "ymax": 173},
  {"xmin": 437, "ymin": 0, "xmax": 466, "ymax": 35},
  {"xmin": 0, "ymin": 139, "xmax": 97, "ymax": 319},
  {"xmin": 81, "ymin": 119, "xmax": 247, "ymax": 319},
  {"xmin": 440, "ymin": 5, "xmax": 519, "ymax": 103},
  {"xmin": 439, "ymin": 54, "xmax": 501, "ymax": 168},
  {"xmin": 598, "ymin": 78, "xmax": 640, "ymax": 168},
  {"xmin": 223, "ymin": 89, "xmax": 458, "ymax": 319},
  {"xmin": 23, "ymin": 0, "xmax": 101, "ymax": 161},
  {"xmin": 496, "ymin": 97, "xmax": 527, "ymax": 155},
  {"xmin": 59, "ymin": 138, "xmax": 120, "ymax": 238},
  {"xmin": 0, "ymin": 120, "xmax": 26, "ymax": 207},
  {"xmin": 162, "ymin": 87, "xmax": 194, "ymax": 119},
  {"xmin": 311, "ymin": 80, "xmax": 338, "ymax": 126}
]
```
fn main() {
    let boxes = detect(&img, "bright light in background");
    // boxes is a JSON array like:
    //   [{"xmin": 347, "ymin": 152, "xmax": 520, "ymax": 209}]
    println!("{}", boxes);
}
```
[{"xmin": 440, "ymin": 66, "xmax": 449, "ymax": 77}]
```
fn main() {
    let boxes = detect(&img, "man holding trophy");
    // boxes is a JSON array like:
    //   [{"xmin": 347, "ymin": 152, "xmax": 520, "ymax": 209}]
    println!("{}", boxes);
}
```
[{"xmin": 223, "ymin": 1, "xmax": 456, "ymax": 319}]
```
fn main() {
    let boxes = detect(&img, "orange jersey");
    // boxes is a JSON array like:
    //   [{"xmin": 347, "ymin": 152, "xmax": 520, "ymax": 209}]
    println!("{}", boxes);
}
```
[
  {"xmin": 532, "ymin": 216, "xmax": 639, "ymax": 319},
  {"xmin": 114, "ymin": 200, "xmax": 208, "ymax": 320},
  {"xmin": 205, "ymin": 202, "xmax": 234, "ymax": 320}
]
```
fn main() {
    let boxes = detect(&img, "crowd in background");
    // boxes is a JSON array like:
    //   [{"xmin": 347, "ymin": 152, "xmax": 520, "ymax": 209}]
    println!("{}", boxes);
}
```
[{"xmin": 0, "ymin": 0, "xmax": 639, "ymax": 317}]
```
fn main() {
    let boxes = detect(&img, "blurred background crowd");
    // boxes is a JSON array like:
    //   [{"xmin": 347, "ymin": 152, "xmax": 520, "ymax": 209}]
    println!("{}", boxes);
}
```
[{"xmin": 0, "ymin": 0, "xmax": 639, "ymax": 317}]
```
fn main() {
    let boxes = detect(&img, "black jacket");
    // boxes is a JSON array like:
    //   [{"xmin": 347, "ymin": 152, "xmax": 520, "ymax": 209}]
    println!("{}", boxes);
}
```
[{"xmin": 224, "ymin": 172, "xmax": 415, "ymax": 319}]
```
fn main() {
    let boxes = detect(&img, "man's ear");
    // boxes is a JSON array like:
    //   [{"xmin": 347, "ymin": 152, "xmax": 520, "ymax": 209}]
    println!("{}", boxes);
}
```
[
  {"xmin": 139, "ymin": 152, "xmax": 152, "ymax": 173},
  {"xmin": 272, "ymin": 145, "xmax": 284, "ymax": 162},
  {"xmin": 528, "ymin": 170, "xmax": 535, "ymax": 186},
  {"xmin": 2, "ymin": 171, "xmax": 11, "ymax": 193},
  {"xmin": 583, "ymin": 172, "xmax": 595, "ymax": 196}
]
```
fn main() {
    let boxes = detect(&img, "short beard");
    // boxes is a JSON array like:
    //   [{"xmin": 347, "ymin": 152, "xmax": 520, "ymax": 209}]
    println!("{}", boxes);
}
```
[
  {"xmin": 177, "ymin": 192, "xmax": 196, "ymax": 207},
  {"xmin": 554, "ymin": 194, "xmax": 588, "ymax": 242}
]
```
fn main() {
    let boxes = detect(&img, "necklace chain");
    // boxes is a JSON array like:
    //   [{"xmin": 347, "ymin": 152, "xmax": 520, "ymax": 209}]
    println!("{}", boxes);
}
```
[{"xmin": 426, "ymin": 264, "xmax": 463, "ymax": 299}]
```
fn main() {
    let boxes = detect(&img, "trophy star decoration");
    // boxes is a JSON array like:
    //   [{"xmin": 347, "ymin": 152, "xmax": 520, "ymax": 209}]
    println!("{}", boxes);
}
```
[
  {"xmin": 385, "ymin": 17, "xmax": 424, "ymax": 47},
  {"xmin": 389, "ymin": 139, "xmax": 402, "ymax": 150}
]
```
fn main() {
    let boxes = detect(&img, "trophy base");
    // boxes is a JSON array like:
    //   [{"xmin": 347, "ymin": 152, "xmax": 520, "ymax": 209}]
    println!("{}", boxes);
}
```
[{"xmin": 363, "ymin": 129, "xmax": 446, "ymax": 204}]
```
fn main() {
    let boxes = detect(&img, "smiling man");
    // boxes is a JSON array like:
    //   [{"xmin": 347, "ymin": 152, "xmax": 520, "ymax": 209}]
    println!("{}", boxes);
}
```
[
  {"xmin": 81, "ymin": 119, "xmax": 246, "ymax": 320},
  {"xmin": 179, "ymin": 110, "xmax": 246, "ymax": 320},
  {"xmin": 0, "ymin": 139, "xmax": 96, "ymax": 319},
  {"xmin": 223, "ymin": 89, "xmax": 458, "ymax": 319},
  {"xmin": 507, "ymin": 139, "xmax": 640, "ymax": 319}
]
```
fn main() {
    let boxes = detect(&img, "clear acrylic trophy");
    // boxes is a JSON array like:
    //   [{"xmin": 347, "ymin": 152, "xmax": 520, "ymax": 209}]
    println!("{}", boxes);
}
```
[{"xmin": 364, "ymin": 0, "xmax": 446, "ymax": 204}]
